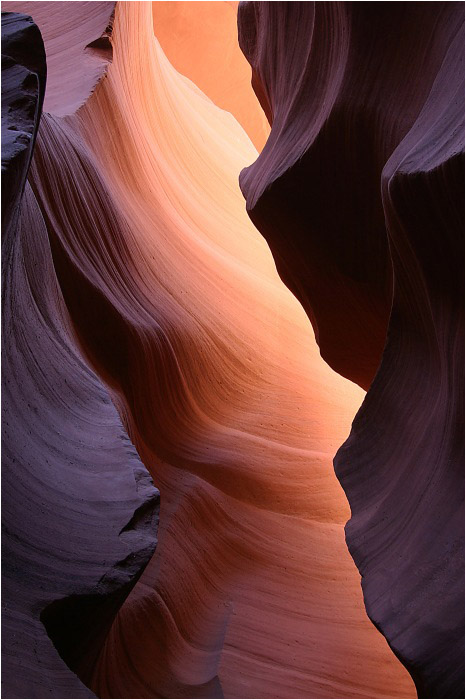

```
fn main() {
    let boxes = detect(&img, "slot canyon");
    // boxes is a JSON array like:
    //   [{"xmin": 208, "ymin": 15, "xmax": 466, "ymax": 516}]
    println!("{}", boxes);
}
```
[{"xmin": 1, "ymin": 2, "xmax": 464, "ymax": 699}]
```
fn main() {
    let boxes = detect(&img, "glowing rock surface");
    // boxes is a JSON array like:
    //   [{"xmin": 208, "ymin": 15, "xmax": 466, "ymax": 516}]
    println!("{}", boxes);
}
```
[{"xmin": 1, "ymin": 2, "xmax": 463, "ymax": 699}]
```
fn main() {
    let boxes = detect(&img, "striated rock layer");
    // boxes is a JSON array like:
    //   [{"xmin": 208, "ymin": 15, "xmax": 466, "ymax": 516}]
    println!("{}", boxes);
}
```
[
  {"xmin": 1, "ymin": 11, "xmax": 45, "ymax": 238},
  {"xmin": 2, "ymin": 8, "xmax": 159, "ymax": 699},
  {"xmin": 4, "ymin": 1, "xmax": 115, "ymax": 116},
  {"xmin": 5, "ymin": 1, "xmax": 416, "ymax": 698},
  {"xmin": 238, "ymin": 2, "xmax": 465, "ymax": 698}
]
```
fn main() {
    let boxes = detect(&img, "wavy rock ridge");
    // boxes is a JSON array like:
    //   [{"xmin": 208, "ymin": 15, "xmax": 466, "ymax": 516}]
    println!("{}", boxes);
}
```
[
  {"xmin": 24, "ymin": 2, "xmax": 415, "ymax": 696},
  {"xmin": 2, "ymin": 1, "xmax": 462, "ymax": 699},
  {"xmin": 238, "ymin": 2, "xmax": 464, "ymax": 697},
  {"xmin": 3, "ymin": 1, "xmax": 416, "ymax": 698},
  {"xmin": 2, "ymin": 7, "xmax": 159, "ymax": 699}
]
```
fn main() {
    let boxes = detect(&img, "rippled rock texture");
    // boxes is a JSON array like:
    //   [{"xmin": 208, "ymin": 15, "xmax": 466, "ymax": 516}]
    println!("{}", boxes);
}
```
[
  {"xmin": 2, "ymin": 2, "xmax": 463, "ymax": 699},
  {"xmin": 2, "ymin": 7, "xmax": 159, "ymax": 699},
  {"xmin": 238, "ymin": 2, "xmax": 464, "ymax": 698}
]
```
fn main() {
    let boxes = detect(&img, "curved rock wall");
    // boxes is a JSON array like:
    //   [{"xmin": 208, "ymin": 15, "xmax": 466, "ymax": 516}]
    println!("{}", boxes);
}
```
[
  {"xmin": 3, "ymin": 1, "xmax": 462, "ymax": 698},
  {"xmin": 2, "ymin": 8, "xmax": 159, "ymax": 698},
  {"xmin": 3, "ymin": 1, "xmax": 416, "ymax": 698},
  {"xmin": 238, "ymin": 2, "xmax": 464, "ymax": 697},
  {"xmin": 29, "ymin": 3, "xmax": 415, "ymax": 695},
  {"xmin": 151, "ymin": 1, "xmax": 270, "ymax": 151},
  {"xmin": 4, "ymin": 1, "xmax": 115, "ymax": 116}
]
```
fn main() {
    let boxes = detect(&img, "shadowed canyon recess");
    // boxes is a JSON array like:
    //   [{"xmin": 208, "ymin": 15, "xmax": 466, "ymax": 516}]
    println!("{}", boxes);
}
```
[{"xmin": 1, "ymin": 2, "xmax": 464, "ymax": 699}]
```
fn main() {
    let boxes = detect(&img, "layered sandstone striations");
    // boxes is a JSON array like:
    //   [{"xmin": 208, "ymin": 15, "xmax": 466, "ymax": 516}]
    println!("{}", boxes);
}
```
[
  {"xmin": 238, "ymin": 2, "xmax": 464, "ymax": 697},
  {"xmin": 5, "ymin": 1, "xmax": 461, "ymax": 698},
  {"xmin": 2, "ymin": 8, "xmax": 159, "ymax": 698},
  {"xmin": 3, "ymin": 1, "xmax": 417, "ymax": 698},
  {"xmin": 4, "ymin": 1, "xmax": 115, "ymax": 116}
]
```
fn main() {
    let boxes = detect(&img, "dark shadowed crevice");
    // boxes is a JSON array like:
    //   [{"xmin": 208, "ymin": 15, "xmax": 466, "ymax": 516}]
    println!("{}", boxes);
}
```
[{"xmin": 41, "ymin": 487, "xmax": 160, "ymax": 690}]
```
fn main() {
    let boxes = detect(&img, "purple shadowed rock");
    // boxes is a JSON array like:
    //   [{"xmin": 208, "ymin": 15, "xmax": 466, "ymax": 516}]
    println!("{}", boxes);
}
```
[
  {"xmin": 238, "ymin": 2, "xmax": 464, "ymax": 697},
  {"xmin": 2, "ymin": 12, "xmax": 159, "ymax": 698}
]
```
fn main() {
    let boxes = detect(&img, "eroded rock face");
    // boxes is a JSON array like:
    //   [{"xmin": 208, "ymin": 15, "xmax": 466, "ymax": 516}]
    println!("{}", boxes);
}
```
[
  {"xmin": 1, "ymin": 11, "xmax": 45, "ymax": 238},
  {"xmin": 2, "ymin": 10, "xmax": 159, "ymax": 698},
  {"xmin": 238, "ymin": 2, "xmax": 464, "ymax": 697},
  {"xmin": 3, "ymin": 1, "xmax": 115, "ymax": 116},
  {"xmin": 3, "ymin": 1, "xmax": 462, "ymax": 698},
  {"xmin": 4, "ymin": 2, "xmax": 416, "ymax": 698}
]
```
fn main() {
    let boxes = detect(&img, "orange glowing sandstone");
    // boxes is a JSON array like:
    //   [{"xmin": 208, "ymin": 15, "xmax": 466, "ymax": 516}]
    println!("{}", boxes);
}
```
[
  {"xmin": 7, "ymin": 1, "xmax": 417, "ymax": 697},
  {"xmin": 152, "ymin": 1, "xmax": 270, "ymax": 151}
]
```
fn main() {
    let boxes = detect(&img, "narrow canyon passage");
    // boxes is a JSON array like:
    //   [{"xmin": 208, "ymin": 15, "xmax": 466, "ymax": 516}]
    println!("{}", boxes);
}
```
[
  {"xmin": 28, "ymin": 3, "xmax": 411, "ymax": 695},
  {"xmin": 2, "ymin": 2, "xmax": 462, "ymax": 699}
]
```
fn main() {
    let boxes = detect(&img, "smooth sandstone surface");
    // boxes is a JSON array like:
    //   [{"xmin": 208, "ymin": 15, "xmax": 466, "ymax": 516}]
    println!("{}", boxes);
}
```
[
  {"xmin": 151, "ymin": 1, "xmax": 270, "ymax": 151},
  {"xmin": 3, "ymin": 1, "xmax": 461, "ymax": 699},
  {"xmin": 238, "ymin": 2, "xmax": 464, "ymax": 697},
  {"xmin": 2, "ymin": 7, "xmax": 159, "ymax": 699},
  {"xmin": 3, "ymin": 1, "xmax": 115, "ymax": 116},
  {"xmin": 17, "ymin": 2, "xmax": 414, "ymax": 697}
]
